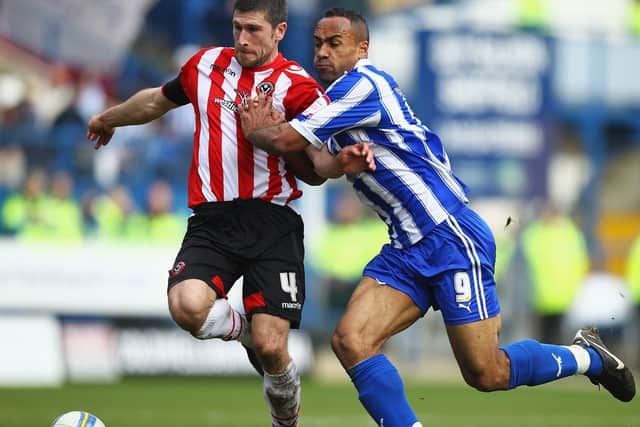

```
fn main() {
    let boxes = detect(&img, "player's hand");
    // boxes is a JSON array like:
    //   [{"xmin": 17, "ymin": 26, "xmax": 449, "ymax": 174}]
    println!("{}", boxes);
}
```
[
  {"xmin": 239, "ymin": 93, "xmax": 285, "ymax": 136},
  {"xmin": 336, "ymin": 142, "xmax": 375, "ymax": 175},
  {"xmin": 87, "ymin": 114, "xmax": 115, "ymax": 150}
]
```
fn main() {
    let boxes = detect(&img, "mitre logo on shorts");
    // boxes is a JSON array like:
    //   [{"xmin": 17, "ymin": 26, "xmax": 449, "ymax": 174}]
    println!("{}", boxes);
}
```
[
  {"xmin": 257, "ymin": 81, "xmax": 274, "ymax": 95},
  {"xmin": 279, "ymin": 272, "xmax": 300, "ymax": 310},
  {"xmin": 281, "ymin": 302, "xmax": 302, "ymax": 310},
  {"xmin": 169, "ymin": 261, "xmax": 186, "ymax": 277}
]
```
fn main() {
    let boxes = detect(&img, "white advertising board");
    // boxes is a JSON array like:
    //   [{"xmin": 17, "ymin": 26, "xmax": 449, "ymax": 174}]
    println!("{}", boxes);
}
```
[{"xmin": 0, "ymin": 240, "xmax": 175, "ymax": 316}]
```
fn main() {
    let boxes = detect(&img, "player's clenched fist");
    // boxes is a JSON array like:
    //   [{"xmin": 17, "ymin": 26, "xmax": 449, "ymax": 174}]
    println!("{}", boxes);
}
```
[
  {"xmin": 87, "ymin": 114, "xmax": 115, "ymax": 150},
  {"xmin": 336, "ymin": 142, "xmax": 376, "ymax": 175}
]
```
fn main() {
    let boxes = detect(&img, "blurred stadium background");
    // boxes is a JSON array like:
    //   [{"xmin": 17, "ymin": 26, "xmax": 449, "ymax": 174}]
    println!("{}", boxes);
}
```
[{"xmin": 1, "ymin": 0, "xmax": 639, "ymax": 425}]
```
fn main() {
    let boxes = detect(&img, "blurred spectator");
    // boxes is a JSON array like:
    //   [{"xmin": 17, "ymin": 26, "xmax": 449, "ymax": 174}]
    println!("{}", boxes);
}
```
[
  {"xmin": 35, "ymin": 64, "xmax": 77, "ymax": 126},
  {"xmin": 0, "ymin": 74, "xmax": 46, "ymax": 175},
  {"xmin": 124, "ymin": 180, "xmax": 185, "ymax": 243},
  {"xmin": 309, "ymin": 187, "xmax": 387, "ymax": 332},
  {"xmin": 1, "ymin": 169, "xmax": 48, "ymax": 236},
  {"xmin": 138, "ymin": 116, "xmax": 192, "ymax": 184},
  {"xmin": 494, "ymin": 231, "xmax": 516, "ymax": 285},
  {"xmin": 627, "ymin": 234, "xmax": 640, "ymax": 309},
  {"xmin": 631, "ymin": 0, "xmax": 640, "ymax": 36},
  {"xmin": 91, "ymin": 185, "xmax": 136, "ymax": 240},
  {"xmin": 49, "ymin": 77, "xmax": 96, "ymax": 174},
  {"xmin": 517, "ymin": 0, "xmax": 547, "ymax": 31},
  {"xmin": 626, "ymin": 234, "xmax": 640, "ymax": 365},
  {"xmin": 38, "ymin": 171, "xmax": 84, "ymax": 242},
  {"xmin": 1, "ymin": 169, "xmax": 82, "ymax": 241},
  {"xmin": 75, "ymin": 70, "xmax": 108, "ymax": 123},
  {"xmin": 521, "ymin": 202, "xmax": 589, "ymax": 343}
]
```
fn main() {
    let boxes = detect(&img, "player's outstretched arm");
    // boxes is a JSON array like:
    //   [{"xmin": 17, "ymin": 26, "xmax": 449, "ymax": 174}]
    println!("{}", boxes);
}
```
[
  {"xmin": 305, "ymin": 143, "xmax": 375, "ymax": 178},
  {"xmin": 87, "ymin": 87, "xmax": 179, "ymax": 149}
]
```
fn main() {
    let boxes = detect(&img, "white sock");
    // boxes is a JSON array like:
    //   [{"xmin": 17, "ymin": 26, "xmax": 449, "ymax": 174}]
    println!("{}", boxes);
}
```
[
  {"xmin": 195, "ymin": 299, "xmax": 247, "ymax": 341},
  {"xmin": 566, "ymin": 345, "xmax": 591, "ymax": 374},
  {"xmin": 264, "ymin": 360, "xmax": 301, "ymax": 427}
]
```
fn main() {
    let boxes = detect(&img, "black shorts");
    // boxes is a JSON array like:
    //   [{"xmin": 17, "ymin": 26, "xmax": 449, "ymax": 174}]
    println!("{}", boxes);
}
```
[{"xmin": 167, "ymin": 199, "xmax": 305, "ymax": 328}]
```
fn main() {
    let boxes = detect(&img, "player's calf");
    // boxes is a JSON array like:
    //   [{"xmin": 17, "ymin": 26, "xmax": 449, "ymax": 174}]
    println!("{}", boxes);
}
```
[{"xmin": 264, "ymin": 360, "xmax": 301, "ymax": 427}]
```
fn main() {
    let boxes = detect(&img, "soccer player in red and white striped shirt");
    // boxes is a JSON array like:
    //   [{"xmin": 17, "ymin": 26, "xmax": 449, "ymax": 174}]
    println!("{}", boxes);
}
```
[{"xmin": 86, "ymin": 1, "xmax": 371, "ymax": 426}]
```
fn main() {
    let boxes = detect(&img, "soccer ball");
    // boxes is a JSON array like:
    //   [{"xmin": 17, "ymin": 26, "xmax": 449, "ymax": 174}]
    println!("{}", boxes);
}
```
[{"xmin": 50, "ymin": 411, "xmax": 106, "ymax": 427}]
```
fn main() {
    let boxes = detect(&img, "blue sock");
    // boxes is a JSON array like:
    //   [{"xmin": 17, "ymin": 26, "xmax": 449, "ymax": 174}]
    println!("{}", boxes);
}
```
[
  {"xmin": 502, "ymin": 339, "xmax": 578, "ymax": 389},
  {"xmin": 584, "ymin": 347, "xmax": 604, "ymax": 377},
  {"xmin": 347, "ymin": 354, "xmax": 419, "ymax": 427}
]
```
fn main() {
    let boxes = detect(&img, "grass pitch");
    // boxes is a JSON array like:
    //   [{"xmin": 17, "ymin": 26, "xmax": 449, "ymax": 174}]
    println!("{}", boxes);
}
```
[{"xmin": 0, "ymin": 375, "xmax": 637, "ymax": 427}]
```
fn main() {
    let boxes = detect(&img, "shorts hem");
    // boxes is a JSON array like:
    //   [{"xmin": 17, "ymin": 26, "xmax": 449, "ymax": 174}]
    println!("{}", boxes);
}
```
[{"xmin": 247, "ymin": 307, "xmax": 302, "ymax": 330}]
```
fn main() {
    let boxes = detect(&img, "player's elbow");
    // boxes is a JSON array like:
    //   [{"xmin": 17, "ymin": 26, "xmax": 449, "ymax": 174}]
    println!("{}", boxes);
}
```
[{"xmin": 299, "ymin": 175, "xmax": 327, "ymax": 186}]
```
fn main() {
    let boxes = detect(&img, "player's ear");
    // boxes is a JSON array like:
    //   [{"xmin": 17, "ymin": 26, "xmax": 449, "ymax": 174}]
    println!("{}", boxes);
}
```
[
  {"xmin": 358, "ymin": 40, "xmax": 369, "ymax": 59},
  {"xmin": 274, "ymin": 22, "xmax": 287, "ymax": 42}
]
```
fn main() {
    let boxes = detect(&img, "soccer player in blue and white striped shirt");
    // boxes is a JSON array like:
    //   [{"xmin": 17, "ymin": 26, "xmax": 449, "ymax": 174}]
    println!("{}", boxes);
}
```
[{"xmin": 240, "ymin": 8, "xmax": 635, "ymax": 426}]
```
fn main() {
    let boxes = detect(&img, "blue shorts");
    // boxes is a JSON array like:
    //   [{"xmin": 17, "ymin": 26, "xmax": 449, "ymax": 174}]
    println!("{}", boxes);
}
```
[{"xmin": 363, "ymin": 206, "xmax": 501, "ymax": 325}]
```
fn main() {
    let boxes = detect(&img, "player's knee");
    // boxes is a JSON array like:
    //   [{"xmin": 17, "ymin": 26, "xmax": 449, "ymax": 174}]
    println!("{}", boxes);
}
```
[
  {"xmin": 463, "ymin": 370, "xmax": 503, "ymax": 392},
  {"xmin": 461, "ymin": 359, "xmax": 509, "ymax": 392},
  {"xmin": 168, "ymin": 285, "xmax": 212, "ymax": 334},
  {"xmin": 331, "ymin": 330, "xmax": 370, "ymax": 362},
  {"xmin": 252, "ymin": 332, "xmax": 287, "ymax": 364}
]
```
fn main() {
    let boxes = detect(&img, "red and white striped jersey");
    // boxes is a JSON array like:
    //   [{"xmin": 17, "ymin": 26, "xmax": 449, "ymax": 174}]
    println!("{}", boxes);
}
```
[{"xmin": 175, "ymin": 47, "xmax": 328, "ymax": 208}]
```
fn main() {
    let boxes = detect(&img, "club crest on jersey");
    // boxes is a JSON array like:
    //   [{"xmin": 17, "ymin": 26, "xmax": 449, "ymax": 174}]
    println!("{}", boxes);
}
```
[
  {"xmin": 257, "ymin": 81, "xmax": 274, "ymax": 95},
  {"xmin": 169, "ymin": 261, "xmax": 186, "ymax": 277}
]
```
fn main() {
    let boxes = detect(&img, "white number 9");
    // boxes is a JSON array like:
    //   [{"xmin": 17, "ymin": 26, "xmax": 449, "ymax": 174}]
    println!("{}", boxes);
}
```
[{"xmin": 454, "ymin": 272, "xmax": 471, "ymax": 303}]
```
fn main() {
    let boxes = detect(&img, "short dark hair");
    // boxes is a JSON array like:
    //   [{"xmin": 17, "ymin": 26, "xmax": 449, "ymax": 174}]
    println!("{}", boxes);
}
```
[
  {"xmin": 323, "ymin": 8, "xmax": 369, "ymax": 42},
  {"xmin": 234, "ymin": 0, "xmax": 288, "ymax": 28}
]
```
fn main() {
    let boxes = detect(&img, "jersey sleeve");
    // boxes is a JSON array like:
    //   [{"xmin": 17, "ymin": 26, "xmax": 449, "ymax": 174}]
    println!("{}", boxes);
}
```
[
  {"xmin": 162, "ymin": 77, "xmax": 190, "ymax": 106},
  {"xmin": 281, "ymin": 68, "xmax": 329, "ymax": 121},
  {"xmin": 289, "ymin": 73, "xmax": 381, "ymax": 148}
]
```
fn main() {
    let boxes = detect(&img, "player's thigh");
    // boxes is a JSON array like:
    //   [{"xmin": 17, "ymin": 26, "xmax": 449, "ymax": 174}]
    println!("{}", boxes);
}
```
[{"xmin": 335, "ymin": 276, "xmax": 422, "ymax": 347}]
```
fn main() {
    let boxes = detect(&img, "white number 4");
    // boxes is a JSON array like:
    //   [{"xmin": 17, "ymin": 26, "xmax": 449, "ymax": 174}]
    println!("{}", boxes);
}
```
[
  {"xmin": 280, "ymin": 272, "xmax": 298, "ymax": 302},
  {"xmin": 454, "ymin": 272, "xmax": 472, "ymax": 303}
]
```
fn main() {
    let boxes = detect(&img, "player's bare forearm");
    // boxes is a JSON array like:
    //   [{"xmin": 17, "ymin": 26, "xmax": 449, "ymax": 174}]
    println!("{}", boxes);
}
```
[
  {"xmin": 245, "ymin": 123, "xmax": 309, "ymax": 155},
  {"xmin": 306, "ymin": 143, "xmax": 375, "ymax": 178},
  {"xmin": 283, "ymin": 151, "xmax": 327, "ymax": 186},
  {"xmin": 240, "ymin": 94, "xmax": 309, "ymax": 155},
  {"xmin": 87, "ymin": 87, "xmax": 177, "ymax": 149}
]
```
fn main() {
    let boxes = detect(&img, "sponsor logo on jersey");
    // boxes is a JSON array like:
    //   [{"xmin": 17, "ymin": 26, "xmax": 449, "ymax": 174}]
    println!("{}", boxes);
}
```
[
  {"xmin": 214, "ymin": 98, "xmax": 239, "ymax": 113},
  {"xmin": 210, "ymin": 64, "xmax": 236, "ymax": 77}
]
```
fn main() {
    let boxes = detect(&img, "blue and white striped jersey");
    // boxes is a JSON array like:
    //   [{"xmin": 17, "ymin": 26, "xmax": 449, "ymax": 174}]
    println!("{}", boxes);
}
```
[{"xmin": 290, "ymin": 59, "xmax": 469, "ymax": 248}]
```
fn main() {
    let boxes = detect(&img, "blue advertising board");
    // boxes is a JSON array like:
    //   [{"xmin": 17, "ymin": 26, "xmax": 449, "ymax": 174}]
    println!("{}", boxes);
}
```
[{"xmin": 413, "ymin": 29, "xmax": 553, "ymax": 199}]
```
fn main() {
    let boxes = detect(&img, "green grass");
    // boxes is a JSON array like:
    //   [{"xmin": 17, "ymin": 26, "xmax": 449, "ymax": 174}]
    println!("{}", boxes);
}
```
[{"xmin": 0, "ymin": 376, "xmax": 638, "ymax": 427}]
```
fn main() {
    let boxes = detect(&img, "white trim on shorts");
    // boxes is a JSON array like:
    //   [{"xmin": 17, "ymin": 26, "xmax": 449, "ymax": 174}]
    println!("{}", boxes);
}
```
[{"xmin": 445, "ymin": 215, "xmax": 489, "ymax": 320}]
